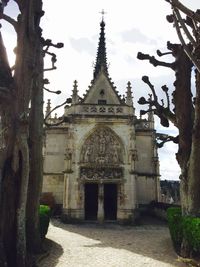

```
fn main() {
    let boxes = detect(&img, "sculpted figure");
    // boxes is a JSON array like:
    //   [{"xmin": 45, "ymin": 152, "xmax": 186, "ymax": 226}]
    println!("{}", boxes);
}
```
[
  {"xmin": 65, "ymin": 148, "xmax": 72, "ymax": 171},
  {"xmin": 84, "ymin": 145, "xmax": 92, "ymax": 162},
  {"xmin": 99, "ymin": 131, "xmax": 106, "ymax": 154}
]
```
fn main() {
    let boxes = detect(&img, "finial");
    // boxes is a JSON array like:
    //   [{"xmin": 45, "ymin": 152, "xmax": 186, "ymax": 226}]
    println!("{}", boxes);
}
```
[
  {"xmin": 100, "ymin": 9, "xmax": 106, "ymax": 21},
  {"xmin": 126, "ymin": 81, "xmax": 134, "ymax": 107},
  {"xmin": 148, "ymin": 94, "xmax": 154, "ymax": 123},
  {"xmin": 73, "ymin": 80, "xmax": 78, "ymax": 91},
  {"xmin": 45, "ymin": 99, "xmax": 51, "ymax": 118},
  {"xmin": 72, "ymin": 80, "xmax": 79, "ymax": 104}
]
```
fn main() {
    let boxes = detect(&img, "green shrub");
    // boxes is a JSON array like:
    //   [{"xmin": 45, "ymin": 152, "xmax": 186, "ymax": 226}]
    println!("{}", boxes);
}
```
[
  {"xmin": 167, "ymin": 207, "xmax": 200, "ymax": 256},
  {"xmin": 39, "ymin": 205, "xmax": 51, "ymax": 239},
  {"xmin": 167, "ymin": 207, "xmax": 183, "ymax": 253},
  {"xmin": 182, "ymin": 216, "xmax": 200, "ymax": 254}
]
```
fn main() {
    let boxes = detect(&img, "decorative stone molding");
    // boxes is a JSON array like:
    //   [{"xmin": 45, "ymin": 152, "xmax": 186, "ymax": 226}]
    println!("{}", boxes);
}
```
[
  {"xmin": 81, "ymin": 105, "xmax": 124, "ymax": 114},
  {"xmin": 80, "ymin": 167, "xmax": 123, "ymax": 181},
  {"xmin": 135, "ymin": 120, "xmax": 150, "ymax": 130}
]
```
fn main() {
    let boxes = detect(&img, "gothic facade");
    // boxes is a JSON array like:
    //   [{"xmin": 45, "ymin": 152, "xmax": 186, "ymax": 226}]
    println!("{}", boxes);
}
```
[{"xmin": 43, "ymin": 19, "xmax": 160, "ymax": 223}]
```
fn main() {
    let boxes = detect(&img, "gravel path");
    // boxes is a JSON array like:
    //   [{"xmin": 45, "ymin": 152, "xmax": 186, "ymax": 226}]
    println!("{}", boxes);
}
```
[{"xmin": 38, "ymin": 219, "xmax": 186, "ymax": 267}]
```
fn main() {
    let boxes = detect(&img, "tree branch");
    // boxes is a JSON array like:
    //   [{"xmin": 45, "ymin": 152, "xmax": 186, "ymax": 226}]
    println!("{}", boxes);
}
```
[
  {"xmin": 137, "ymin": 52, "xmax": 174, "ymax": 69},
  {"xmin": 44, "ymin": 98, "xmax": 72, "ymax": 125},
  {"xmin": 44, "ymin": 117, "xmax": 65, "ymax": 127},
  {"xmin": 139, "ymin": 76, "xmax": 177, "ymax": 127},
  {"xmin": 142, "ymin": 76, "xmax": 158, "ymax": 101},
  {"xmin": 42, "ymin": 38, "xmax": 64, "ymax": 52},
  {"xmin": 157, "ymin": 49, "xmax": 172, "ymax": 57},
  {"xmin": 2, "ymin": 13, "xmax": 18, "ymax": 31},
  {"xmin": 43, "ymin": 67, "xmax": 56, "ymax": 72},
  {"xmin": 43, "ymin": 51, "xmax": 57, "ymax": 72},
  {"xmin": 156, "ymin": 132, "xmax": 179, "ymax": 148},
  {"xmin": 174, "ymin": 8, "xmax": 196, "ymax": 46},
  {"xmin": 162, "ymin": 85, "xmax": 170, "ymax": 109},
  {"xmin": 173, "ymin": 11, "xmax": 200, "ymax": 72},
  {"xmin": 43, "ymin": 87, "xmax": 61, "ymax": 94},
  {"xmin": 166, "ymin": 0, "xmax": 200, "ymax": 23}
]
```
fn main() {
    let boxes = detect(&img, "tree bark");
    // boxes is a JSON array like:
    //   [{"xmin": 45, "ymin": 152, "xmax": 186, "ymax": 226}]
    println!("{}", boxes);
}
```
[
  {"xmin": 26, "ymin": 39, "xmax": 44, "ymax": 253},
  {"xmin": 0, "ymin": 1, "xmax": 44, "ymax": 266},
  {"xmin": 187, "ymin": 71, "xmax": 200, "ymax": 216}
]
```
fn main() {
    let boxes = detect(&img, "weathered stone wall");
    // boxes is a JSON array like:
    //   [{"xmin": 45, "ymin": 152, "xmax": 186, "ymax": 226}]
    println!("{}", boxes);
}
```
[
  {"xmin": 42, "ymin": 174, "xmax": 64, "ymax": 204},
  {"xmin": 43, "ymin": 129, "xmax": 68, "ymax": 173},
  {"xmin": 136, "ymin": 176, "xmax": 157, "ymax": 204},
  {"xmin": 135, "ymin": 132, "xmax": 154, "ymax": 174}
]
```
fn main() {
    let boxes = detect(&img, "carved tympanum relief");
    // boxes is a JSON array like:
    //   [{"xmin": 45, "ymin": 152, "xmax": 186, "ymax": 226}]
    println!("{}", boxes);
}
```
[{"xmin": 81, "ymin": 127, "xmax": 123, "ymax": 165}]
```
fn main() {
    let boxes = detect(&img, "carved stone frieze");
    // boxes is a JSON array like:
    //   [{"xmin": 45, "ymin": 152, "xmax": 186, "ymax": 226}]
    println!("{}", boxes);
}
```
[
  {"xmin": 81, "ymin": 105, "xmax": 124, "ymax": 114},
  {"xmin": 80, "ymin": 167, "xmax": 123, "ymax": 180}
]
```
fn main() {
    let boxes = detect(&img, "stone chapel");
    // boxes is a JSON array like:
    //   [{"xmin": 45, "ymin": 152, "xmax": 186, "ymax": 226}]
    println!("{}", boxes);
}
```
[{"xmin": 42, "ymin": 18, "xmax": 160, "ymax": 223}]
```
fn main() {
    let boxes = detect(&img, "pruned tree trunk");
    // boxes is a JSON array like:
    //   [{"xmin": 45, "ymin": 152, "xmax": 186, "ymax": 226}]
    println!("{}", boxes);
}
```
[
  {"xmin": 187, "ymin": 71, "xmax": 200, "ymax": 216},
  {"xmin": 26, "ymin": 39, "xmax": 44, "ymax": 253},
  {"xmin": 137, "ymin": 41, "xmax": 199, "ymax": 258},
  {"xmin": 0, "ymin": 1, "xmax": 44, "ymax": 266}
]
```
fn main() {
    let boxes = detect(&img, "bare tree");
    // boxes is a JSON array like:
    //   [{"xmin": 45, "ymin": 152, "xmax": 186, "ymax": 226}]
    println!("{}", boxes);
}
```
[
  {"xmin": 137, "ymin": 0, "xmax": 200, "ymax": 257},
  {"xmin": 0, "ymin": 1, "xmax": 44, "ymax": 266},
  {"xmin": 0, "ymin": 1, "xmax": 63, "ymax": 266}
]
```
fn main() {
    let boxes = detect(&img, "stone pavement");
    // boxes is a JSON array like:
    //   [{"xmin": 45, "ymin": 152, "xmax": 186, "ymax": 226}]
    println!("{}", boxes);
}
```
[{"xmin": 38, "ymin": 219, "xmax": 187, "ymax": 267}]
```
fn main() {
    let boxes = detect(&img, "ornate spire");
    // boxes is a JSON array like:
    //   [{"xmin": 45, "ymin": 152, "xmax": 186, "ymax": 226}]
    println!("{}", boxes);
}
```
[
  {"xmin": 45, "ymin": 99, "xmax": 51, "ymax": 118},
  {"xmin": 125, "ymin": 81, "xmax": 134, "ymax": 107},
  {"xmin": 148, "ymin": 95, "xmax": 154, "ymax": 128},
  {"xmin": 93, "ymin": 17, "xmax": 109, "ymax": 79},
  {"xmin": 72, "ymin": 80, "xmax": 79, "ymax": 104}
]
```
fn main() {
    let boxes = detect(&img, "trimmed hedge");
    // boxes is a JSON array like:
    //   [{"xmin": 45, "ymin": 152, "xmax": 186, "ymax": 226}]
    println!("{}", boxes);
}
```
[
  {"xmin": 39, "ymin": 205, "xmax": 51, "ymax": 239},
  {"xmin": 167, "ymin": 207, "xmax": 200, "ymax": 256},
  {"xmin": 167, "ymin": 207, "xmax": 183, "ymax": 253},
  {"xmin": 183, "ymin": 216, "xmax": 200, "ymax": 253}
]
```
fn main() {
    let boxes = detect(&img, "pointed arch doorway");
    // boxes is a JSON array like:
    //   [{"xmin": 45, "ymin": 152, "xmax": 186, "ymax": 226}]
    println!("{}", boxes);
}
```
[
  {"xmin": 84, "ymin": 182, "xmax": 118, "ymax": 221},
  {"xmin": 80, "ymin": 126, "xmax": 124, "ymax": 222}
]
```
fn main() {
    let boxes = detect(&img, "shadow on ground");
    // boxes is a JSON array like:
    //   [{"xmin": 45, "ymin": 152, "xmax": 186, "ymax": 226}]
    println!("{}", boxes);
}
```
[
  {"xmin": 37, "ymin": 238, "xmax": 64, "ymax": 267},
  {"xmin": 48, "ymin": 214, "xmax": 185, "ymax": 267}
]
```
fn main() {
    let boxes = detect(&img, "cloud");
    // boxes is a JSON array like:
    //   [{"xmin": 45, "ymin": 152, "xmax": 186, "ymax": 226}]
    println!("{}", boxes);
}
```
[
  {"xmin": 124, "ymin": 55, "xmax": 137, "ymax": 64},
  {"xmin": 159, "ymin": 142, "xmax": 180, "ymax": 180},
  {"xmin": 121, "ymin": 28, "xmax": 157, "ymax": 45},
  {"xmin": 69, "ymin": 37, "xmax": 96, "ymax": 56}
]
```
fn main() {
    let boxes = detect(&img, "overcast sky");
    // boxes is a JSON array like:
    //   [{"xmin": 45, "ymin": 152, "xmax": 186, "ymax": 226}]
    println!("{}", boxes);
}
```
[{"xmin": 2, "ymin": 0, "xmax": 198, "ymax": 180}]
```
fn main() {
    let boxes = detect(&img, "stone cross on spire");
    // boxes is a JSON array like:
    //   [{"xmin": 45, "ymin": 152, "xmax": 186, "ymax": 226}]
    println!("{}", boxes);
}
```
[{"xmin": 100, "ymin": 9, "xmax": 106, "ymax": 21}]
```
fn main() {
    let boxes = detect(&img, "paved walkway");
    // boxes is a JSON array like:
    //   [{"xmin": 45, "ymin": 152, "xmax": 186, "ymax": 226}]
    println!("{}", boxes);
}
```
[{"xmin": 38, "ymin": 219, "xmax": 187, "ymax": 267}]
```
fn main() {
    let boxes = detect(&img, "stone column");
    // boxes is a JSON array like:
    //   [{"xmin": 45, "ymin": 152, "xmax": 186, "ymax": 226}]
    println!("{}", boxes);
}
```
[
  {"xmin": 63, "ymin": 173, "xmax": 70, "ymax": 209},
  {"xmin": 97, "ymin": 183, "xmax": 104, "ymax": 223},
  {"xmin": 153, "ymin": 156, "xmax": 160, "ymax": 202}
]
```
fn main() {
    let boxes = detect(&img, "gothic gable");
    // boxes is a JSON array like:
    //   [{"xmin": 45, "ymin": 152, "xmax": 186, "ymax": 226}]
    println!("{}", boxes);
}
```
[{"xmin": 82, "ymin": 71, "xmax": 122, "ymax": 105}]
